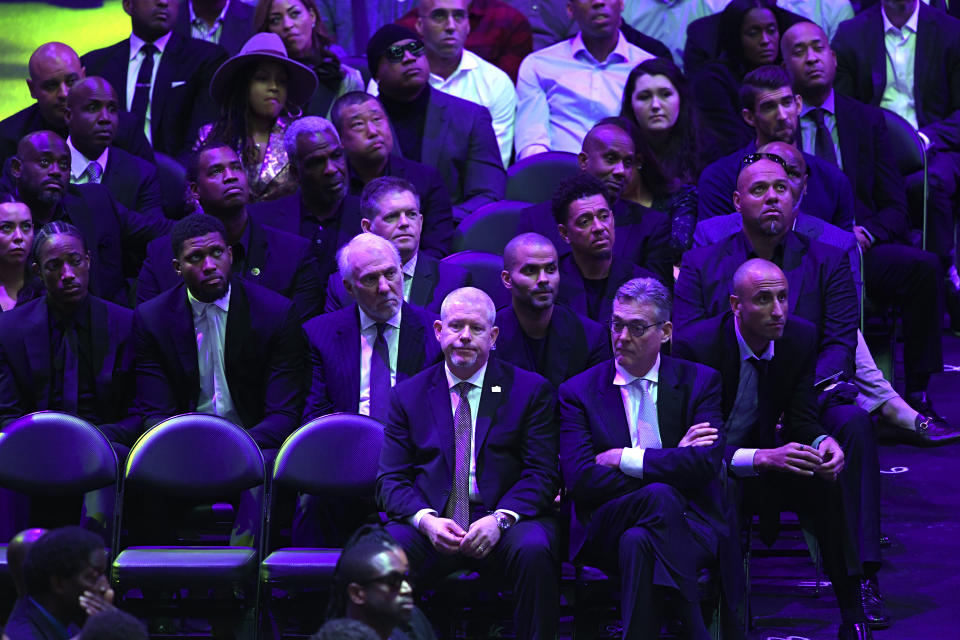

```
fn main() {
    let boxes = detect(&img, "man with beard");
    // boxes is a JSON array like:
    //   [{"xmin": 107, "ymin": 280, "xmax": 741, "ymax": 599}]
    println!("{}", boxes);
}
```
[{"xmin": 493, "ymin": 232, "xmax": 609, "ymax": 388}]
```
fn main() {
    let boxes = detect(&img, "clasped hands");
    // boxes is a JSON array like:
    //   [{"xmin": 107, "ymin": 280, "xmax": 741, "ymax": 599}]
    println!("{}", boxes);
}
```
[
  {"xmin": 419, "ymin": 513, "xmax": 501, "ymax": 558},
  {"xmin": 594, "ymin": 422, "xmax": 719, "ymax": 468},
  {"xmin": 755, "ymin": 436, "xmax": 845, "ymax": 481}
]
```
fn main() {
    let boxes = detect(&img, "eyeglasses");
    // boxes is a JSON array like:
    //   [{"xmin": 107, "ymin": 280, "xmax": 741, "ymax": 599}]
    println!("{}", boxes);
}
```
[
  {"xmin": 383, "ymin": 40, "xmax": 425, "ymax": 63},
  {"xmin": 739, "ymin": 152, "xmax": 789, "ymax": 172},
  {"xmin": 609, "ymin": 319, "xmax": 666, "ymax": 338},
  {"xmin": 363, "ymin": 570, "xmax": 414, "ymax": 591}
]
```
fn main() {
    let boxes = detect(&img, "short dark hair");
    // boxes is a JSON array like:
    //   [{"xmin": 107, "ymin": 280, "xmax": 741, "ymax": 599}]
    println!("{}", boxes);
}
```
[
  {"xmin": 33, "ymin": 221, "xmax": 87, "ymax": 265},
  {"xmin": 23, "ymin": 526, "xmax": 103, "ymax": 597},
  {"xmin": 310, "ymin": 618, "xmax": 380, "ymax": 640},
  {"xmin": 330, "ymin": 91, "xmax": 380, "ymax": 131},
  {"xmin": 360, "ymin": 176, "xmax": 419, "ymax": 221},
  {"xmin": 79, "ymin": 609, "xmax": 149, "ymax": 640},
  {"xmin": 550, "ymin": 173, "xmax": 611, "ymax": 225},
  {"xmin": 739, "ymin": 65, "xmax": 792, "ymax": 112},
  {"xmin": 327, "ymin": 525, "xmax": 401, "ymax": 619},
  {"xmin": 187, "ymin": 139, "xmax": 237, "ymax": 182},
  {"xmin": 170, "ymin": 213, "xmax": 228, "ymax": 258}
]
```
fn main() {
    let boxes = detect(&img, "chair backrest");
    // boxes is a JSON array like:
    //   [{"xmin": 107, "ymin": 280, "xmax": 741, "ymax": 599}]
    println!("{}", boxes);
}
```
[
  {"xmin": 439, "ymin": 251, "xmax": 511, "ymax": 309},
  {"xmin": 880, "ymin": 108, "xmax": 925, "ymax": 176},
  {"xmin": 273, "ymin": 413, "xmax": 384, "ymax": 496},
  {"xmin": 0, "ymin": 411, "xmax": 117, "ymax": 495},
  {"xmin": 154, "ymin": 152, "xmax": 187, "ymax": 220},
  {"xmin": 452, "ymin": 200, "xmax": 526, "ymax": 254},
  {"xmin": 506, "ymin": 151, "xmax": 581, "ymax": 203},
  {"xmin": 124, "ymin": 414, "xmax": 264, "ymax": 499}
]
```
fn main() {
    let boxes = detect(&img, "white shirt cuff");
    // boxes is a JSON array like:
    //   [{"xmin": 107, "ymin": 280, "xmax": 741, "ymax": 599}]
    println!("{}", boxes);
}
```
[
  {"xmin": 411, "ymin": 508, "xmax": 438, "ymax": 529},
  {"xmin": 731, "ymin": 448, "xmax": 759, "ymax": 477},
  {"xmin": 619, "ymin": 447, "xmax": 645, "ymax": 478},
  {"xmin": 495, "ymin": 509, "xmax": 520, "ymax": 524}
]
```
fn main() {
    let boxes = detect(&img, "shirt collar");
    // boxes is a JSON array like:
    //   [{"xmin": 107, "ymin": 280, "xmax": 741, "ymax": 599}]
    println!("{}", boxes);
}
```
[
  {"xmin": 570, "ymin": 30, "xmax": 629, "ymax": 64},
  {"xmin": 358, "ymin": 304, "xmax": 402, "ymax": 331},
  {"xmin": 402, "ymin": 253, "xmax": 418, "ymax": 279},
  {"xmin": 612, "ymin": 354, "xmax": 660, "ymax": 387},
  {"xmin": 189, "ymin": 0, "xmax": 231, "ymax": 27},
  {"xmin": 800, "ymin": 88, "xmax": 836, "ymax": 118},
  {"xmin": 66, "ymin": 137, "xmax": 109, "ymax": 181},
  {"xmin": 187, "ymin": 283, "xmax": 231, "ymax": 315},
  {"xmin": 882, "ymin": 2, "xmax": 919, "ymax": 34},
  {"xmin": 445, "ymin": 360, "xmax": 488, "ymax": 392},
  {"xmin": 129, "ymin": 30, "xmax": 172, "ymax": 61},
  {"xmin": 429, "ymin": 48, "xmax": 480, "ymax": 85},
  {"xmin": 733, "ymin": 315, "xmax": 776, "ymax": 361}
]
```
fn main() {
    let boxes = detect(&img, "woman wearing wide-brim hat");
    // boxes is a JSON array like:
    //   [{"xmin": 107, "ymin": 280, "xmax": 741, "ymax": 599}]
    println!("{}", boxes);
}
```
[{"xmin": 198, "ymin": 32, "xmax": 319, "ymax": 203}]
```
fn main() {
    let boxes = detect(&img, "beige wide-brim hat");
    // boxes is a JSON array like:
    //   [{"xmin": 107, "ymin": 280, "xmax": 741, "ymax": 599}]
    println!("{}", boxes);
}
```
[{"xmin": 210, "ymin": 32, "xmax": 319, "ymax": 108}]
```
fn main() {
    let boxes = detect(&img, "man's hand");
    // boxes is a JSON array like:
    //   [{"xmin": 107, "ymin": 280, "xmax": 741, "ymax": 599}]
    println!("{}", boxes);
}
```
[
  {"xmin": 679, "ymin": 422, "xmax": 718, "ymax": 447},
  {"xmin": 755, "ymin": 443, "xmax": 823, "ymax": 476},
  {"xmin": 419, "ymin": 514, "xmax": 465, "ymax": 554},
  {"xmin": 814, "ymin": 436, "xmax": 845, "ymax": 482},
  {"xmin": 854, "ymin": 225, "xmax": 873, "ymax": 251},
  {"xmin": 460, "ymin": 515, "xmax": 501, "ymax": 559},
  {"xmin": 79, "ymin": 579, "xmax": 115, "ymax": 616},
  {"xmin": 595, "ymin": 448, "xmax": 623, "ymax": 468}
]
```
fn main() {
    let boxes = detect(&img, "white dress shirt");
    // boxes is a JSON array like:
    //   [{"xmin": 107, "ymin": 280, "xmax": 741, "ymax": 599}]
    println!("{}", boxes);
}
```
[
  {"xmin": 612, "ymin": 355, "xmax": 661, "ymax": 478},
  {"xmin": 357, "ymin": 306, "xmax": 401, "ymax": 416},
  {"xmin": 402, "ymin": 253, "xmax": 418, "ymax": 302},
  {"xmin": 189, "ymin": 0, "xmax": 231, "ymax": 44},
  {"xmin": 621, "ymin": 0, "xmax": 726, "ymax": 69},
  {"xmin": 126, "ymin": 30, "xmax": 172, "ymax": 143},
  {"xmin": 880, "ymin": 0, "xmax": 920, "ymax": 129},
  {"xmin": 799, "ymin": 89, "xmax": 844, "ymax": 169},
  {"xmin": 188, "ymin": 285, "xmax": 241, "ymax": 425},
  {"xmin": 515, "ymin": 31, "xmax": 655, "ymax": 156},
  {"xmin": 66, "ymin": 137, "xmax": 109, "ymax": 184}
]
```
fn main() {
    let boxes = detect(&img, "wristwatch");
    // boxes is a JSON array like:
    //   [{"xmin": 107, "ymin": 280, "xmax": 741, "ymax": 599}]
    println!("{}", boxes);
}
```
[{"xmin": 492, "ymin": 511, "xmax": 514, "ymax": 532}]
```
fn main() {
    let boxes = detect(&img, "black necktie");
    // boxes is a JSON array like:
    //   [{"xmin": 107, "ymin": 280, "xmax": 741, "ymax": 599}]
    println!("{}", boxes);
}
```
[
  {"xmin": 810, "ymin": 108, "xmax": 839, "ymax": 167},
  {"xmin": 59, "ymin": 322, "xmax": 79, "ymax": 414},
  {"xmin": 131, "ymin": 43, "xmax": 158, "ymax": 129},
  {"xmin": 369, "ymin": 322, "xmax": 391, "ymax": 421}
]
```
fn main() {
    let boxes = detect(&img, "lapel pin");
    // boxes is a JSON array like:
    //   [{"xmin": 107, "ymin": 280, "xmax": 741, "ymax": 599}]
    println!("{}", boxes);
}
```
[
  {"xmin": 250, "ymin": 267, "xmax": 261, "ymax": 276},
  {"xmin": 491, "ymin": 386, "xmax": 501, "ymax": 393}
]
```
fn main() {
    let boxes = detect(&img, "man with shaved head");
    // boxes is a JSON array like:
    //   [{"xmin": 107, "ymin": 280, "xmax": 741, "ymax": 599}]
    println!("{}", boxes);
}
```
[
  {"xmin": 65, "ymin": 77, "xmax": 163, "ymax": 222},
  {"xmin": 0, "ymin": 43, "xmax": 152, "ymax": 167},
  {"xmin": 674, "ymin": 258, "xmax": 872, "ymax": 639},
  {"xmin": 378, "ymin": 286, "xmax": 561, "ymax": 638},
  {"xmin": 518, "ymin": 119, "xmax": 672, "ymax": 283},
  {"xmin": 494, "ymin": 232, "xmax": 608, "ymax": 387}
]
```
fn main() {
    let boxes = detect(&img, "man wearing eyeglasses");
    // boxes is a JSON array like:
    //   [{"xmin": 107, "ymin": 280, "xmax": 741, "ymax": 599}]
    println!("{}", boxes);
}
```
[
  {"xmin": 558, "ymin": 276, "xmax": 728, "ymax": 640},
  {"xmin": 364, "ymin": 24, "xmax": 505, "ymax": 222}
]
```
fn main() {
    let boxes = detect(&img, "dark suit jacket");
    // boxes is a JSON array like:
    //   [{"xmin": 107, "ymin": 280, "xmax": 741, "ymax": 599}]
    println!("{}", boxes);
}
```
[
  {"xmin": 557, "ymin": 357, "xmax": 727, "ymax": 556},
  {"xmin": 247, "ymin": 191, "xmax": 364, "ymax": 249},
  {"xmin": 133, "ymin": 280, "xmax": 305, "ymax": 449},
  {"xmin": 101, "ymin": 145, "xmax": 165, "ymax": 223},
  {"xmin": 2, "ymin": 596, "xmax": 76, "ymax": 640},
  {"xmin": 833, "ymin": 2, "xmax": 960, "ymax": 150},
  {"xmin": 697, "ymin": 141, "xmax": 856, "ymax": 231},
  {"xmin": 0, "ymin": 296, "xmax": 138, "ymax": 444},
  {"xmin": 302, "ymin": 302, "xmax": 443, "ymax": 420},
  {"xmin": 81, "ymin": 32, "xmax": 227, "ymax": 157},
  {"xmin": 493, "ymin": 303, "xmax": 610, "ymax": 388},
  {"xmin": 348, "ymin": 154, "xmax": 455, "ymax": 259},
  {"xmin": 675, "ymin": 230, "xmax": 858, "ymax": 384},
  {"xmin": 832, "ymin": 94, "xmax": 911, "ymax": 244},
  {"xmin": 517, "ymin": 199, "xmax": 673, "ymax": 283},
  {"xmin": 377, "ymin": 358, "xmax": 560, "ymax": 520},
  {"xmin": 408, "ymin": 88, "xmax": 506, "ymax": 220},
  {"xmin": 324, "ymin": 252, "xmax": 471, "ymax": 314},
  {"xmin": 555, "ymin": 254, "xmax": 655, "ymax": 325},
  {"xmin": 136, "ymin": 214, "xmax": 324, "ymax": 319},
  {"xmin": 173, "ymin": 0, "xmax": 255, "ymax": 55},
  {"xmin": 0, "ymin": 103, "xmax": 154, "ymax": 166},
  {"xmin": 619, "ymin": 23, "xmax": 673, "ymax": 60}
]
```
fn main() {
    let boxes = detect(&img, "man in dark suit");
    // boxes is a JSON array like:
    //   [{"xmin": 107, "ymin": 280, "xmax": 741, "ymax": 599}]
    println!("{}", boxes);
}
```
[
  {"xmin": 832, "ymin": 0, "xmax": 960, "ymax": 279},
  {"xmin": 0, "ymin": 43, "xmax": 153, "ymax": 167},
  {"xmin": 516, "ymin": 119, "xmax": 673, "ymax": 283},
  {"xmin": 365, "ymin": 24, "xmax": 505, "ymax": 221},
  {"xmin": 80, "ymin": 0, "xmax": 227, "ymax": 157},
  {"xmin": 64, "ymin": 77, "xmax": 164, "ymax": 222},
  {"xmin": 697, "ymin": 65, "xmax": 856, "ymax": 230},
  {"xmin": 558, "ymin": 277, "xmax": 726, "ymax": 640},
  {"xmin": 673, "ymin": 259, "xmax": 872, "ymax": 640},
  {"xmin": 173, "ymin": 0, "xmax": 255, "ymax": 55},
  {"xmin": 5, "ymin": 131, "xmax": 171, "ymax": 305},
  {"xmin": 377, "ymin": 287, "xmax": 560, "ymax": 640},
  {"xmin": 495, "ymin": 232, "xmax": 609, "ymax": 387},
  {"xmin": 137, "ymin": 142, "xmax": 324, "ymax": 319},
  {"xmin": 324, "ymin": 177, "xmax": 469, "ymax": 313},
  {"xmin": 783, "ymin": 21, "xmax": 950, "ymax": 424},
  {"xmin": 332, "ymin": 92, "xmax": 454, "ymax": 257},
  {"xmin": 303, "ymin": 232, "xmax": 442, "ymax": 422},
  {"xmin": 551, "ymin": 173, "xmax": 655, "ymax": 324},
  {"xmin": 4, "ymin": 526, "xmax": 110, "ymax": 640}
]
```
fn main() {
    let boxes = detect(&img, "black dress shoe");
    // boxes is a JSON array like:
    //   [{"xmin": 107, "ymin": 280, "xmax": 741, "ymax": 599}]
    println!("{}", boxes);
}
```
[
  {"xmin": 861, "ymin": 577, "xmax": 890, "ymax": 629},
  {"xmin": 838, "ymin": 622, "xmax": 874, "ymax": 639},
  {"xmin": 899, "ymin": 393, "xmax": 960, "ymax": 446}
]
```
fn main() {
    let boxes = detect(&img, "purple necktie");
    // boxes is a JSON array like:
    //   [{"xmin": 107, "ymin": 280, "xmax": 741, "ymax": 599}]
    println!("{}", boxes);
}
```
[
  {"xmin": 369, "ymin": 322, "xmax": 391, "ymax": 421},
  {"xmin": 443, "ymin": 381, "xmax": 473, "ymax": 530}
]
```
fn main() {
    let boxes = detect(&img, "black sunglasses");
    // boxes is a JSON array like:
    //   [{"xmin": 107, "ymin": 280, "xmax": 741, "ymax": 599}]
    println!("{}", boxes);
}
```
[
  {"xmin": 739, "ymin": 152, "xmax": 789, "ymax": 172},
  {"xmin": 383, "ymin": 41, "xmax": 425, "ymax": 63}
]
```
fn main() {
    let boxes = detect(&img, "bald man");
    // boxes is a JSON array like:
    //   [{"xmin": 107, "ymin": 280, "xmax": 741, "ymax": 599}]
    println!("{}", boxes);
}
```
[
  {"xmin": 516, "ymin": 119, "xmax": 672, "ymax": 283},
  {"xmin": 494, "ymin": 232, "xmax": 609, "ymax": 387},
  {"xmin": 65, "ymin": 77, "xmax": 164, "ymax": 222},
  {"xmin": 0, "ymin": 43, "xmax": 153, "ymax": 168},
  {"xmin": 674, "ymin": 258, "xmax": 872, "ymax": 640},
  {"xmin": 378, "ymin": 287, "xmax": 561, "ymax": 639}
]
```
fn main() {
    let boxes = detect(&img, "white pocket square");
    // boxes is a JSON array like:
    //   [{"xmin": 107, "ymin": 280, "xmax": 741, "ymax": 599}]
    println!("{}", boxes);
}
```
[
  {"xmin": 170, "ymin": 80, "xmax": 187, "ymax": 88},
  {"xmin": 491, "ymin": 386, "xmax": 501, "ymax": 393}
]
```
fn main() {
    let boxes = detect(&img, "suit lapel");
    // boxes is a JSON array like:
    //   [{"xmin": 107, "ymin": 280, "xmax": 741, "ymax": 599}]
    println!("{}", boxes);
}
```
[
  {"xmin": 168, "ymin": 286, "xmax": 199, "ymax": 388},
  {"xmin": 420, "ymin": 92, "xmax": 450, "ymax": 168},
  {"xmin": 397, "ymin": 304, "xmax": 426, "ymax": 380},
  {"xmin": 597, "ymin": 362, "xmax": 632, "ymax": 448},
  {"xmin": 868, "ymin": 9, "xmax": 886, "ymax": 101},
  {"xmin": 410, "ymin": 254, "xmax": 438, "ymax": 307},
  {"xmin": 782, "ymin": 233, "xmax": 806, "ymax": 316},
  {"xmin": 152, "ymin": 33, "xmax": 181, "ymax": 142},
  {"xmin": 834, "ymin": 97, "xmax": 858, "ymax": 185},
  {"xmin": 544, "ymin": 307, "xmax": 574, "ymax": 377},
  {"xmin": 338, "ymin": 307, "xmax": 362, "ymax": 409},
  {"xmin": 105, "ymin": 41, "xmax": 132, "ymax": 106},
  {"xmin": 473, "ymin": 359, "xmax": 508, "ymax": 455},
  {"xmin": 24, "ymin": 301, "xmax": 52, "ymax": 408},
  {"xmin": 89, "ymin": 298, "xmax": 117, "ymax": 398},
  {"xmin": 245, "ymin": 217, "xmax": 268, "ymax": 281},
  {"xmin": 655, "ymin": 357, "xmax": 687, "ymax": 448},
  {"xmin": 427, "ymin": 364, "xmax": 455, "ymax": 473},
  {"xmin": 914, "ymin": 6, "xmax": 936, "ymax": 122},
  {"xmin": 224, "ymin": 281, "xmax": 252, "ymax": 404},
  {"xmin": 559, "ymin": 257, "xmax": 588, "ymax": 315}
]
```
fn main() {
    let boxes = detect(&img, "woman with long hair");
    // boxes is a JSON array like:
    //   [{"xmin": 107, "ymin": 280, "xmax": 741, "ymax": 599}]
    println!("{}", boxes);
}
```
[{"xmin": 0, "ymin": 200, "xmax": 38, "ymax": 311}]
